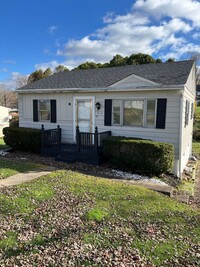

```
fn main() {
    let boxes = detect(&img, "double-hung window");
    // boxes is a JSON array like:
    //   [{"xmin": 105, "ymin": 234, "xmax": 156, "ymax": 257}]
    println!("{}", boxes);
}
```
[
  {"xmin": 112, "ymin": 99, "xmax": 156, "ymax": 127},
  {"xmin": 38, "ymin": 100, "xmax": 50, "ymax": 121},
  {"xmin": 33, "ymin": 99, "xmax": 57, "ymax": 123}
]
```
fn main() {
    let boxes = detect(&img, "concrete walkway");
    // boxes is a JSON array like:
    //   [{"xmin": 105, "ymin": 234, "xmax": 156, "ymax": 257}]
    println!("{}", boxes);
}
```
[
  {"xmin": 112, "ymin": 178, "xmax": 174, "ymax": 197},
  {"xmin": 0, "ymin": 170, "xmax": 54, "ymax": 188}
]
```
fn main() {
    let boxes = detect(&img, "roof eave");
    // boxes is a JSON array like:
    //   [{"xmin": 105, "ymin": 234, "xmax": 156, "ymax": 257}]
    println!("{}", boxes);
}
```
[{"xmin": 16, "ymin": 84, "xmax": 185, "ymax": 94}]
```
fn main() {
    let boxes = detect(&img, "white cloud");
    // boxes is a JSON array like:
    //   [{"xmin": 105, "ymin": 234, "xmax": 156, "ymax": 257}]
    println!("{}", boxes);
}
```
[
  {"xmin": 35, "ymin": 58, "xmax": 95, "ymax": 71},
  {"xmin": 2, "ymin": 60, "xmax": 16, "ymax": 64},
  {"xmin": 133, "ymin": 0, "xmax": 200, "ymax": 27},
  {"xmin": 35, "ymin": 60, "xmax": 71, "ymax": 71},
  {"xmin": 38, "ymin": 0, "xmax": 200, "ymax": 68},
  {"xmin": 47, "ymin": 26, "xmax": 59, "ymax": 35},
  {"xmin": 193, "ymin": 32, "xmax": 200, "ymax": 40},
  {"xmin": 0, "ymin": 68, "xmax": 9, "ymax": 72},
  {"xmin": 35, "ymin": 60, "xmax": 60, "ymax": 71},
  {"xmin": 57, "ymin": 16, "xmax": 193, "ymax": 64},
  {"xmin": 161, "ymin": 43, "xmax": 200, "ymax": 60}
]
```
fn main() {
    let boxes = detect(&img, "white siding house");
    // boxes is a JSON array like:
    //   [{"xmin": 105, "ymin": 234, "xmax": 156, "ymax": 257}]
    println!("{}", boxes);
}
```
[{"xmin": 17, "ymin": 60, "xmax": 196, "ymax": 177}]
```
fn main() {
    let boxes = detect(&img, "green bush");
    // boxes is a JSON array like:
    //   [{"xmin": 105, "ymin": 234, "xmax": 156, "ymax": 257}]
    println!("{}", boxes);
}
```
[
  {"xmin": 193, "ymin": 130, "xmax": 200, "ymax": 141},
  {"xmin": 3, "ymin": 127, "xmax": 41, "ymax": 153},
  {"xmin": 193, "ymin": 106, "xmax": 200, "ymax": 140},
  {"xmin": 102, "ymin": 136, "xmax": 174, "ymax": 176}
]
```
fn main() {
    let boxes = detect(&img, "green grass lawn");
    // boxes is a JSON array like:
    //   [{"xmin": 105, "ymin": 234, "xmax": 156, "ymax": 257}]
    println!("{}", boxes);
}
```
[
  {"xmin": 0, "ymin": 138, "xmax": 44, "ymax": 179},
  {"xmin": 0, "ymin": 170, "xmax": 199, "ymax": 266},
  {"xmin": 193, "ymin": 140, "xmax": 200, "ymax": 156},
  {"xmin": 0, "ymin": 158, "xmax": 46, "ymax": 180},
  {"xmin": 193, "ymin": 106, "xmax": 200, "ymax": 156},
  {"xmin": 195, "ymin": 106, "xmax": 200, "ymax": 116}
]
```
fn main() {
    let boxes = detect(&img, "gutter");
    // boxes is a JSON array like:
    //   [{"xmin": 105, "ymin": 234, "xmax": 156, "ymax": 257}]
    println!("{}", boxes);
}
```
[{"xmin": 16, "ymin": 84, "xmax": 185, "ymax": 94}]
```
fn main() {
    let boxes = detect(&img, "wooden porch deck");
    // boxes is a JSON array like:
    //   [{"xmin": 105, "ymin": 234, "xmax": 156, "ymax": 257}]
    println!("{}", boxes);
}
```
[{"xmin": 41, "ymin": 125, "xmax": 111, "ymax": 165}]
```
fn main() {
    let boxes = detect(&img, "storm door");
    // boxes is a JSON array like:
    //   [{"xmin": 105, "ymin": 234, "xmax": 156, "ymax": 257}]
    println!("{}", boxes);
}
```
[{"xmin": 76, "ymin": 100, "xmax": 92, "ymax": 132}]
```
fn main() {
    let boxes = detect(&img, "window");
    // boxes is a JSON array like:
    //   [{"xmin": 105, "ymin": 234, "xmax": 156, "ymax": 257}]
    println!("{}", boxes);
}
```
[
  {"xmin": 185, "ymin": 100, "xmax": 190, "ymax": 127},
  {"xmin": 113, "ymin": 100, "xmax": 121, "ymax": 125},
  {"xmin": 38, "ymin": 100, "xmax": 50, "ymax": 121},
  {"xmin": 124, "ymin": 100, "xmax": 144, "ymax": 126},
  {"xmin": 191, "ymin": 103, "xmax": 194, "ymax": 120},
  {"xmin": 112, "ymin": 99, "xmax": 156, "ymax": 127},
  {"xmin": 33, "ymin": 99, "xmax": 57, "ymax": 123},
  {"xmin": 146, "ymin": 99, "xmax": 156, "ymax": 127}
]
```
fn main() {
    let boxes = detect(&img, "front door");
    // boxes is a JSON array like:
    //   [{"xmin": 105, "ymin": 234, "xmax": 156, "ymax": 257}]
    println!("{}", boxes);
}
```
[{"xmin": 76, "ymin": 99, "xmax": 92, "ymax": 132}]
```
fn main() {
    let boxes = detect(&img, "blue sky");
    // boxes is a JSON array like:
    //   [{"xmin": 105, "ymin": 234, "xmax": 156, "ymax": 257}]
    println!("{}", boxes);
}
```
[{"xmin": 0, "ymin": 0, "xmax": 200, "ymax": 85}]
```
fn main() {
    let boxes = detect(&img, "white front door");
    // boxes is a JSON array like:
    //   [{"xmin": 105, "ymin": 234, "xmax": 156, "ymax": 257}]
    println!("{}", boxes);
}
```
[
  {"xmin": 76, "ymin": 100, "xmax": 92, "ymax": 132},
  {"xmin": 73, "ymin": 97, "xmax": 95, "ymax": 142}
]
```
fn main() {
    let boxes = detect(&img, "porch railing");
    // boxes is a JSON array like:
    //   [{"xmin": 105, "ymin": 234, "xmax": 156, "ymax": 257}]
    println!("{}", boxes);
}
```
[
  {"xmin": 76, "ymin": 126, "xmax": 111, "ymax": 152},
  {"xmin": 41, "ymin": 124, "xmax": 61, "ymax": 150}
]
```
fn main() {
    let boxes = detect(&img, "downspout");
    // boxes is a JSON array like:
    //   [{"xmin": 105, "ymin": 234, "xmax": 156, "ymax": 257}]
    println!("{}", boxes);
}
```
[{"xmin": 179, "ymin": 92, "xmax": 184, "ymax": 179}]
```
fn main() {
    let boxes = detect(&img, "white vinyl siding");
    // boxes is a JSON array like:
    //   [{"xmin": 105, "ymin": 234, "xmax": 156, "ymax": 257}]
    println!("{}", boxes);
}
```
[
  {"xmin": 18, "ymin": 90, "xmax": 180, "ymax": 157},
  {"xmin": 110, "ymin": 74, "xmax": 159, "ymax": 88}
]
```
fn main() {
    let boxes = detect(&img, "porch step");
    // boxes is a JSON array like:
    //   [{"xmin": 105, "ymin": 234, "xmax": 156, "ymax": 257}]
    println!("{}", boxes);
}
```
[
  {"xmin": 41, "ymin": 146, "xmax": 60, "ymax": 157},
  {"xmin": 56, "ymin": 145, "xmax": 102, "ymax": 165}
]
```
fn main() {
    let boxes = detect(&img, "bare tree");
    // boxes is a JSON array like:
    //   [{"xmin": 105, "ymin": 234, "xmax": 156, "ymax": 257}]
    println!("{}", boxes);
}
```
[
  {"xmin": 13, "ymin": 75, "xmax": 28, "ymax": 89},
  {"xmin": 188, "ymin": 52, "xmax": 200, "ymax": 84},
  {"xmin": 0, "ymin": 88, "xmax": 18, "ymax": 108}
]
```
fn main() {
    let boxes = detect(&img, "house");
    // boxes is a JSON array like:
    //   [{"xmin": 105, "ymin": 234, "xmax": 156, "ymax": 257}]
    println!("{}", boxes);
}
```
[
  {"xmin": 16, "ymin": 60, "xmax": 196, "ymax": 177},
  {"xmin": 0, "ymin": 106, "xmax": 10, "ymax": 137}
]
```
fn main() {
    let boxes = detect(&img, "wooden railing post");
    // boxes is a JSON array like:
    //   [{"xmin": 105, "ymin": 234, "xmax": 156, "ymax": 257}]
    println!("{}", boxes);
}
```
[
  {"xmin": 94, "ymin": 126, "xmax": 98, "ymax": 153},
  {"xmin": 76, "ymin": 126, "xmax": 80, "ymax": 152},
  {"xmin": 57, "ymin": 125, "xmax": 61, "ymax": 151},
  {"xmin": 41, "ymin": 124, "xmax": 45, "ymax": 148}
]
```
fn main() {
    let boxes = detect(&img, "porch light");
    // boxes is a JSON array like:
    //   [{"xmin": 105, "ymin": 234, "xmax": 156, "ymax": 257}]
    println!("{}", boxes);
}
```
[{"xmin": 95, "ymin": 102, "xmax": 101, "ymax": 110}]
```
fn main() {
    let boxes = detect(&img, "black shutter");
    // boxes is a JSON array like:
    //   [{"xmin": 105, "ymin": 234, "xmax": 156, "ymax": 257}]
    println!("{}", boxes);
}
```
[
  {"xmin": 156, "ymin": 98, "xmax": 167, "ymax": 129},
  {"xmin": 50, "ymin": 100, "xmax": 57, "ymax": 123},
  {"xmin": 104, "ymin": 99, "xmax": 112, "ymax": 126},
  {"xmin": 33, "ymin": 100, "xmax": 38, "ymax": 122}
]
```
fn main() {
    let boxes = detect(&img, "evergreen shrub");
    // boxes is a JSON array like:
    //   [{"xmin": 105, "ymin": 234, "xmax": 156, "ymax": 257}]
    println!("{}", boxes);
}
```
[
  {"xmin": 3, "ymin": 127, "xmax": 41, "ymax": 153},
  {"xmin": 102, "ymin": 136, "xmax": 174, "ymax": 175}
]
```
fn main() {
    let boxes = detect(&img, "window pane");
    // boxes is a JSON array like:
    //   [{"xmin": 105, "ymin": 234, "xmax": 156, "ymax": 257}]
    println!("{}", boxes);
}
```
[
  {"xmin": 40, "ymin": 111, "xmax": 50, "ymax": 120},
  {"xmin": 39, "ymin": 100, "xmax": 49, "ymax": 111},
  {"xmin": 77, "ymin": 101, "xmax": 91, "ymax": 120},
  {"xmin": 123, "ymin": 100, "xmax": 143, "ymax": 126},
  {"xmin": 39, "ymin": 100, "xmax": 50, "ymax": 121},
  {"xmin": 147, "ymin": 99, "xmax": 156, "ymax": 127},
  {"xmin": 113, "ymin": 100, "xmax": 121, "ymax": 124}
]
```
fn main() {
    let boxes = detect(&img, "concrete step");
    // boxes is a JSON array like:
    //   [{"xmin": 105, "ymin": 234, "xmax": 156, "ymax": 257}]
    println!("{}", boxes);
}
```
[{"xmin": 171, "ymin": 194, "xmax": 190, "ymax": 204}]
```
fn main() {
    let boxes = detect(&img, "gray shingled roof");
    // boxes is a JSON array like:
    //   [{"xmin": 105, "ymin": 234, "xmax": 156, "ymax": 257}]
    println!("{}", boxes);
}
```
[{"xmin": 17, "ymin": 60, "xmax": 194, "ymax": 90}]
